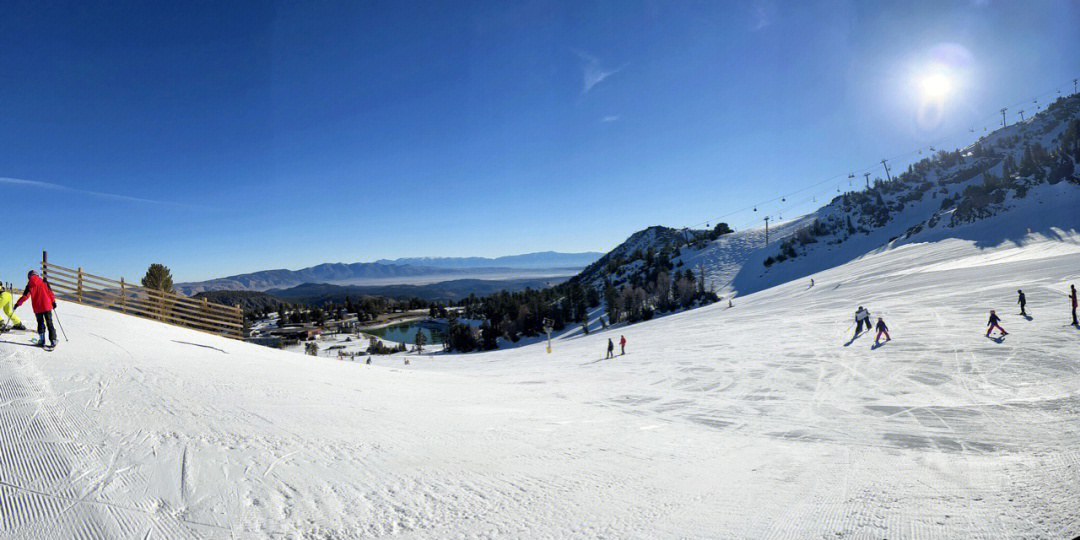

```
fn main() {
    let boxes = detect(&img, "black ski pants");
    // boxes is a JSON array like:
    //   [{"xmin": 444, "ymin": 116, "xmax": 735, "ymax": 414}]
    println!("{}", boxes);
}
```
[{"xmin": 35, "ymin": 311, "xmax": 57, "ymax": 344}]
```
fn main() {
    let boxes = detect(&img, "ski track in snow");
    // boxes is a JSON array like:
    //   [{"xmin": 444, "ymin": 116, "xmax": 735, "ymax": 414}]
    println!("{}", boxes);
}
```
[{"xmin": 1, "ymin": 233, "xmax": 1080, "ymax": 536}]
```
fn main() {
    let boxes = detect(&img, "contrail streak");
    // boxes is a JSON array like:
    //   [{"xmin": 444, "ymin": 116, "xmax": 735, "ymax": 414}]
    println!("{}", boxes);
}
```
[{"xmin": 0, "ymin": 177, "xmax": 211, "ymax": 210}]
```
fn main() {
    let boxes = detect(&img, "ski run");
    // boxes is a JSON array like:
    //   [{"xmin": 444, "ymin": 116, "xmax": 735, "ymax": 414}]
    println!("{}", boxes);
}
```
[{"xmin": 0, "ymin": 199, "xmax": 1078, "ymax": 537}]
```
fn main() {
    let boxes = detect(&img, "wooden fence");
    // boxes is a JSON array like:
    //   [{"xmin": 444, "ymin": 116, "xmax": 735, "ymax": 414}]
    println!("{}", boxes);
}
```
[{"xmin": 41, "ymin": 257, "xmax": 243, "ymax": 340}]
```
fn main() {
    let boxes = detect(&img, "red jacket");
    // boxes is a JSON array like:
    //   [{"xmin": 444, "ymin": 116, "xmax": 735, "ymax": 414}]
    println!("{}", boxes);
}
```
[{"xmin": 15, "ymin": 275, "xmax": 56, "ymax": 314}]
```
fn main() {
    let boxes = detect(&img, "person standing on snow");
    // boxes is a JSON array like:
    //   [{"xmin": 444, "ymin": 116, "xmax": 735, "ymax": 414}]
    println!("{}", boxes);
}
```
[
  {"xmin": 1017, "ymin": 290, "xmax": 1027, "ymax": 316},
  {"xmin": 606, "ymin": 338, "xmax": 615, "ymax": 359},
  {"xmin": 1071, "ymin": 284, "xmax": 1078, "ymax": 326},
  {"xmin": 986, "ymin": 310, "xmax": 1008, "ymax": 337},
  {"xmin": 619, "ymin": 335, "xmax": 626, "ymax": 355},
  {"xmin": 853, "ymin": 307, "xmax": 871, "ymax": 338},
  {"xmin": 0, "ymin": 284, "xmax": 26, "ymax": 331},
  {"xmin": 14, "ymin": 270, "xmax": 57, "ymax": 349},
  {"xmin": 874, "ymin": 317, "xmax": 890, "ymax": 345}
]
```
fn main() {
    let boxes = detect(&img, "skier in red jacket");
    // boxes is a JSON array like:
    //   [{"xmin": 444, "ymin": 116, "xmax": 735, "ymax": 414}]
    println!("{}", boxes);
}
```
[
  {"xmin": 619, "ymin": 335, "xmax": 626, "ymax": 356},
  {"xmin": 14, "ymin": 270, "xmax": 57, "ymax": 348}
]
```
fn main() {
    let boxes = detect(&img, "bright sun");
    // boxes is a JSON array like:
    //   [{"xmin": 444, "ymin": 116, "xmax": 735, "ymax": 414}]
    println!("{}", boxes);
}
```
[{"xmin": 919, "ymin": 72, "xmax": 953, "ymax": 101}]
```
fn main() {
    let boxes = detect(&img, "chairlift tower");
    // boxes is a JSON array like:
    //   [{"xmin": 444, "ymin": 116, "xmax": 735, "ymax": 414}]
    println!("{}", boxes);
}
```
[
  {"xmin": 880, "ymin": 159, "xmax": 891, "ymax": 182},
  {"xmin": 863, "ymin": 172, "xmax": 871, "ymax": 189},
  {"xmin": 763, "ymin": 216, "xmax": 770, "ymax": 247},
  {"xmin": 1018, "ymin": 109, "xmax": 1025, "ymax": 122},
  {"xmin": 1000, "ymin": 107, "xmax": 1007, "ymax": 127}
]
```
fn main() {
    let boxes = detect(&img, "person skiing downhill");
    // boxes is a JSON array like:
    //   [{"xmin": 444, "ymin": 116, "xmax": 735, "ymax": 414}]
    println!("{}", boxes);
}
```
[
  {"xmin": 14, "ymin": 270, "xmax": 57, "ymax": 349},
  {"xmin": 853, "ymin": 307, "xmax": 871, "ymax": 338},
  {"xmin": 986, "ymin": 310, "xmax": 1008, "ymax": 337},
  {"xmin": 1017, "ymin": 290, "xmax": 1027, "ymax": 316},
  {"xmin": 1071, "ymin": 284, "xmax": 1078, "ymax": 326},
  {"xmin": 874, "ymin": 317, "xmax": 890, "ymax": 345},
  {"xmin": 619, "ymin": 335, "xmax": 626, "ymax": 355},
  {"xmin": 606, "ymin": 338, "xmax": 615, "ymax": 359},
  {"xmin": 0, "ymin": 284, "xmax": 26, "ymax": 331}
]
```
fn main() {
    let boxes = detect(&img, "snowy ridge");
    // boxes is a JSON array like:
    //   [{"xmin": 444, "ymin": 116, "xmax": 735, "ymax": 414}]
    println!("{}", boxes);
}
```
[
  {"xmin": 1, "ymin": 225, "xmax": 1079, "ymax": 536},
  {"xmin": 573, "ymin": 93, "xmax": 1080, "ymax": 307}
]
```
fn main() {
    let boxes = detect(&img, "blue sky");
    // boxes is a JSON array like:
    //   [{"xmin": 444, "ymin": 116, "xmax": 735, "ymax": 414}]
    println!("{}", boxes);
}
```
[{"xmin": 1, "ymin": 1, "xmax": 1077, "ymax": 282}]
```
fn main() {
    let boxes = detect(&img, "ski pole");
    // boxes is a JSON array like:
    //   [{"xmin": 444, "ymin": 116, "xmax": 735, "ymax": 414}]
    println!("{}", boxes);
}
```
[{"xmin": 53, "ymin": 309, "xmax": 69, "ymax": 342}]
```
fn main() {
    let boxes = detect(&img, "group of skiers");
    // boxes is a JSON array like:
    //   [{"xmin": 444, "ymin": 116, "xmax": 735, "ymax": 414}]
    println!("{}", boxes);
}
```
[
  {"xmin": 605, "ymin": 335, "xmax": 627, "ymax": 359},
  {"xmin": 852, "ymin": 306, "xmax": 890, "ymax": 345},
  {"xmin": 852, "ymin": 283, "xmax": 1079, "ymax": 345},
  {"xmin": 0, "ymin": 270, "xmax": 59, "ymax": 350}
]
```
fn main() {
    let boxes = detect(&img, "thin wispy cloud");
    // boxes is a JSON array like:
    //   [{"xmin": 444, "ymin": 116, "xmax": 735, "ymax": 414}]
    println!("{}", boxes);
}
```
[
  {"xmin": 750, "ymin": 0, "xmax": 774, "ymax": 31},
  {"xmin": 0, "ymin": 177, "xmax": 211, "ymax": 210},
  {"xmin": 602, "ymin": 115, "xmax": 620, "ymax": 123},
  {"xmin": 574, "ymin": 50, "xmax": 625, "ymax": 93}
]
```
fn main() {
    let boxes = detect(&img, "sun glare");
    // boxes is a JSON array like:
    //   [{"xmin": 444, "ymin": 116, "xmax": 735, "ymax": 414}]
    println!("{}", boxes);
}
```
[{"xmin": 919, "ymin": 72, "xmax": 953, "ymax": 100}]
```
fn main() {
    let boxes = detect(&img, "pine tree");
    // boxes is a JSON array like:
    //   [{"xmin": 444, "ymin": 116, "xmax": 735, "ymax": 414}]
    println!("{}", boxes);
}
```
[
  {"xmin": 414, "ymin": 328, "xmax": 427, "ymax": 351},
  {"xmin": 141, "ymin": 264, "xmax": 175, "ymax": 293}
]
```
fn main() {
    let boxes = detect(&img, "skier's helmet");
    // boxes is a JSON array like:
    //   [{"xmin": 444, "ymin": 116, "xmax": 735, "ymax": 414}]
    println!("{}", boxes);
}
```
[{"xmin": 27, "ymin": 270, "xmax": 36, "ymax": 278}]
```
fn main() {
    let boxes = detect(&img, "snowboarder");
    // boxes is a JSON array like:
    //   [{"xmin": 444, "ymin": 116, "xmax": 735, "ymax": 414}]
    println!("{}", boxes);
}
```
[
  {"xmin": 404, "ymin": 357, "xmax": 410, "ymax": 366},
  {"xmin": 986, "ymin": 310, "xmax": 1008, "ymax": 337},
  {"xmin": 606, "ymin": 338, "xmax": 614, "ymax": 359},
  {"xmin": 728, "ymin": 299, "xmax": 733, "ymax": 308},
  {"xmin": 619, "ymin": 335, "xmax": 626, "ymax": 355},
  {"xmin": 0, "ymin": 284, "xmax": 26, "ymax": 331},
  {"xmin": 1071, "ymin": 284, "xmax": 1078, "ymax": 326},
  {"xmin": 365, "ymin": 356, "xmax": 372, "ymax": 365},
  {"xmin": 13, "ymin": 270, "xmax": 57, "ymax": 349},
  {"xmin": 874, "ymin": 317, "xmax": 890, "ymax": 345},
  {"xmin": 1017, "ymin": 289, "xmax": 1027, "ymax": 316},
  {"xmin": 810, "ymin": 278, "xmax": 815, "ymax": 288},
  {"xmin": 853, "ymin": 307, "xmax": 871, "ymax": 338}
]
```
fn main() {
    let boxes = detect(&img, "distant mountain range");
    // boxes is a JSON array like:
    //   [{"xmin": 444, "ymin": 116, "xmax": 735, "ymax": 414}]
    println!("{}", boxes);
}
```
[
  {"xmin": 176, "ymin": 252, "xmax": 601, "ymax": 295},
  {"xmin": 376, "ymin": 251, "xmax": 603, "ymax": 269},
  {"xmin": 269, "ymin": 277, "xmax": 563, "ymax": 305}
]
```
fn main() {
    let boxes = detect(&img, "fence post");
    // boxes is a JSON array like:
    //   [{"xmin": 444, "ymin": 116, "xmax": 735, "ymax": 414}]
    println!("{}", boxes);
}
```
[
  {"xmin": 120, "ymin": 278, "xmax": 126, "ymax": 313},
  {"xmin": 77, "ymin": 267, "xmax": 84, "ymax": 303}
]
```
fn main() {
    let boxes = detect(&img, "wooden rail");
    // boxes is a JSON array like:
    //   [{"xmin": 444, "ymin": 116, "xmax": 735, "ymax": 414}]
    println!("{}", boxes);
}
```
[{"xmin": 41, "ymin": 256, "xmax": 243, "ymax": 339}]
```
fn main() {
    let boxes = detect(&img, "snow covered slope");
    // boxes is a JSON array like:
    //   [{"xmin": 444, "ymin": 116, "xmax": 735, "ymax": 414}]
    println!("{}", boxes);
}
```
[
  {"xmin": 572, "ymin": 93, "xmax": 1080, "ymax": 307},
  {"xmin": 2, "ymin": 227, "xmax": 1080, "ymax": 537}
]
